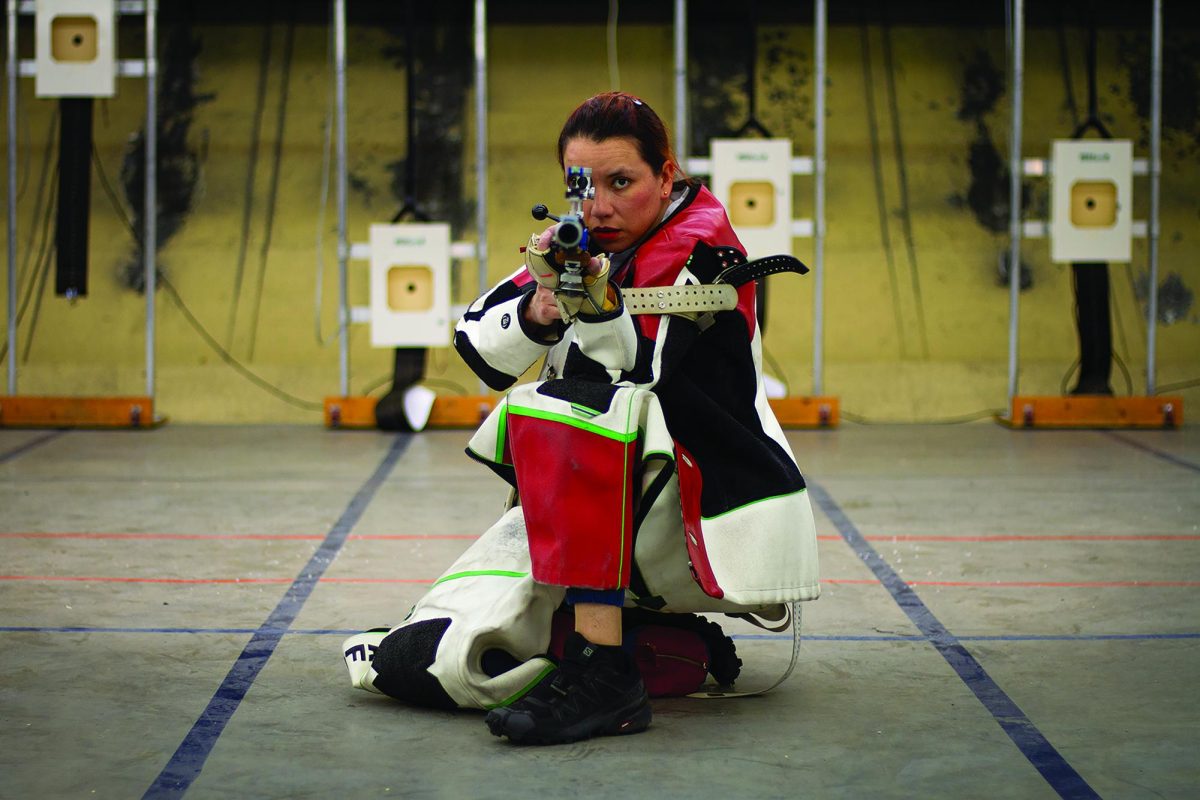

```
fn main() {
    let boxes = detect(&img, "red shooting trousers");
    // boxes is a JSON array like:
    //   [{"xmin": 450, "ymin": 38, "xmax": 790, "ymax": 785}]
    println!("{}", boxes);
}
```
[{"xmin": 506, "ymin": 411, "xmax": 636, "ymax": 590}]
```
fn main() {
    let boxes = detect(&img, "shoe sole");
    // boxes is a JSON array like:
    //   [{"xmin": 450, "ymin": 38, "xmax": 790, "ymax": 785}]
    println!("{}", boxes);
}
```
[{"xmin": 486, "ymin": 698, "xmax": 652, "ymax": 745}]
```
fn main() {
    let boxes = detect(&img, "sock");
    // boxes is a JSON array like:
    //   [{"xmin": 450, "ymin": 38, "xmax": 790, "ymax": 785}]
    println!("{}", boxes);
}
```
[{"xmin": 565, "ymin": 587, "xmax": 626, "ymax": 607}]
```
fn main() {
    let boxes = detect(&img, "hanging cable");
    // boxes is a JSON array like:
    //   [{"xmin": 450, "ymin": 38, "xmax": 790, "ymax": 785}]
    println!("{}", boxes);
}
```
[
  {"xmin": 158, "ymin": 275, "xmax": 322, "ymax": 410},
  {"xmin": 246, "ymin": 7, "xmax": 296, "ymax": 361},
  {"xmin": 3, "ymin": 173, "xmax": 56, "ymax": 364},
  {"xmin": 1155, "ymin": 376, "xmax": 1200, "ymax": 394},
  {"xmin": 761, "ymin": 344, "xmax": 792, "ymax": 397},
  {"xmin": 0, "ymin": 116, "xmax": 59, "ymax": 363},
  {"xmin": 19, "ymin": 208, "xmax": 56, "ymax": 363},
  {"xmin": 607, "ymin": 0, "xmax": 621, "ymax": 90},
  {"xmin": 841, "ymin": 408, "xmax": 1005, "ymax": 425},
  {"xmin": 90, "ymin": 142, "xmax": 323, "ymax": 412},
  {"xmin": 226, "ymin": 11, "xmax": 275, "ymax": 349},
  {"xmin": 313, "ymin": 5, "xmax": 340, "ymax": 348}
]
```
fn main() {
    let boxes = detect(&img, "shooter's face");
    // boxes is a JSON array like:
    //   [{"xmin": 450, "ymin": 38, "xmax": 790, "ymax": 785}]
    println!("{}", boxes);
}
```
[{"xmin": 562, "ymin": 135, "xmax": 673, "ymax": 254}]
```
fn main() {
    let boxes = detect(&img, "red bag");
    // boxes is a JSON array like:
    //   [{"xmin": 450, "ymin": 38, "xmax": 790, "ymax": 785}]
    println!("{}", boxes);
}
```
[
  {"xmin": 627, "ymin": 625, "xmax": 710, "ymax": 697},
  {"xmin": 548, "ymin": 609, "xmax": 740, "ymax": 697}
]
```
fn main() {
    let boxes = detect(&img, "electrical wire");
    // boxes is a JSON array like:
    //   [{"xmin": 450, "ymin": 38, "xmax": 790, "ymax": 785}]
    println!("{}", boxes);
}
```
[
  {"xmin": 226, "ymin": 15, "xmax": 275, "ymax": 349},
  {"xmin": 859, "ymin": 17, "xmax": 906, "ymax": 357},
  {"xmin": 0, "ymin": 113, "xmax": 59, "ymax": 364},
  {"xmin": 1155, "ymin": 377, "xmax": 1200, "ymax": 394},
  {"xmin": 312, "ymin": 8, "xmax": 341, "ymax": 348},
  {"xmin": 14, "ymin": 73, "xmax": 34, "ymax": 202},
  {"xmin": 14, "ymin": 169, "xmax": 59, "ymax": 364},
  {"xmin": 6, "ymin": 220, "xmax": 53, "ymax": 363},
  {"xmin": 880, "ymin": 10, "xmax": 929, "ymax": 358},
  {"xmin": 1113, "ymin": 349, "xmax": 1133, "ymax": 396},
  {"xmin": 840, "ymin": 408, "xmax": 1005, "ymax": 426},
  {"xmin": 1058, "ymin": 358, "xmax": 1081, "ymax": 395},
  {"xmin": 761, "ymin": 344, "xmax": 792, "ymax": 397},
  {"xmin": 91, "ymin": 144, "xmax": 323, "ymax": 412},
  {"xmin": 607, "ymin": 0, "xmax": 621, "ymax": 90},
  {"xmin": 358, "ymin": 372, "xmax": 395, "ymax": 397},
  {"xmin": 158, "ymin": 276, "xmax": 322, "ymax": 411},
  {"xmin": 246, "ymin": 8, "xmax": 296, "ymax": 362},
  {"xmin": 19, "ymin": 222, "xmax": 55, "ymax": 363},
  {"xmin": 420, "ymin": 376, "xmax": 469, "ymax": 395},
  {"xmin": 358, "ymin": 372, "xmax": 469, "ymax": 399},
  {"xmin": 1, "ymin": 180, "xmax": 56, "ymax": 363}
]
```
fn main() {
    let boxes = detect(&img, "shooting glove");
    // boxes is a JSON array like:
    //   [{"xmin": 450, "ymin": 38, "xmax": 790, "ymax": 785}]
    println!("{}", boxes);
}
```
[
  {"xmin": 524, "ymin": 233, "xmax": 616, "ymax": 321},
  {"xmin": 554, "ymin": 255, "xmax": 615, "ymax": 320},
  {"xmin": 524, "ymin": 233, "xmax": 560, "ymax": 291}
]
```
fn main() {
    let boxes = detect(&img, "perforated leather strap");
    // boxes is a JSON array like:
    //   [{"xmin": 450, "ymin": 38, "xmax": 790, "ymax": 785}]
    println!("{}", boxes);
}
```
[
  {"xmin": 623, "ymin": 284, "xmax": 739, "ymax": 316},
  {"xmin": 715, "ymin": 254, "xmax": 809, "ymax": 287},
  {"xmin": 623, "ymin": 255, "xmax": 809, "ymax": 317}
]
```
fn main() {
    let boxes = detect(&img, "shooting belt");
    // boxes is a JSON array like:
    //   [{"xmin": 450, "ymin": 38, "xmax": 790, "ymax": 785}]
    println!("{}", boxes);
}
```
[
  {"xmin": 622, "ymin": 254, "xmax": 809, "ymax": 319},
  {"xmin": 623, "ymin": 284, "xmax": 739, "ymax": 316}
]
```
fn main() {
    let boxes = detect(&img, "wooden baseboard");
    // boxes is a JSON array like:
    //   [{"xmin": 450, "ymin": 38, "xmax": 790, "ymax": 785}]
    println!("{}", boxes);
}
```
[
  {"xmin": 1002, "ymin": 395, "xmax": 1183, "ymax": 429},
  {"xmin": 427, "ymin": 396, "xmax": 498, "ymax": 428},
  {"xmin": 768, "ymin": 396, "xmax": 840, "ymax": 428},
  {"xmin": 325, "ymin": 395, "xmax": 498, "ymax": 429},
  {"xmin": 327, "ymin": 394, "xmax": 839, "ymax": 430},
  {"xmin": 0, "ymin": 396, "xmax": 159, "ymax": 428}
]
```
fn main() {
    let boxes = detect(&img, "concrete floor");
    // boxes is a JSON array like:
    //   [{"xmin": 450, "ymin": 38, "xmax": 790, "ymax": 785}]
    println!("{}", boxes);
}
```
[{"xmin": 1, "ymin": 423, "xmax": 1197, "ymax": 799}]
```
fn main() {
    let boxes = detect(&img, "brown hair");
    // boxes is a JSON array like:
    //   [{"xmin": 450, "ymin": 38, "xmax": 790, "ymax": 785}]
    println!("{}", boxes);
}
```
[{"xmin": 556, "ymin": 92, "xmax": 681, "ymax": 179}]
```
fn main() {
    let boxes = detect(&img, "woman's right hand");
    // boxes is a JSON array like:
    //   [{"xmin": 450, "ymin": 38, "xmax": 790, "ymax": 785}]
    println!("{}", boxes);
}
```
[{"xmin": 524, "ymin": 283, "xmax": 562, "ymax": 328}]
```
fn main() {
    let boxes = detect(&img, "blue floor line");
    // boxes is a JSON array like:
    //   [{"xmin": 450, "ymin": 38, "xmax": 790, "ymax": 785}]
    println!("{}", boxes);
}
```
[
  {"xmin": 3, "ymin": 625, "xmax": 1197, "ymax": 643},
  {"xmin": 808, "ymin": 480, "xmax": 1101, "ymax": 800},
  {"xmin": 141, "ymin": 435, "xmax": 410, "ymax": 800},
  {"xmin": 1103, "ymin": 431, "xmax": 1200, "ymax": 473},
  {"xmin": 0, "ymin": 429, "xmax": 66, "ymax": 464}
]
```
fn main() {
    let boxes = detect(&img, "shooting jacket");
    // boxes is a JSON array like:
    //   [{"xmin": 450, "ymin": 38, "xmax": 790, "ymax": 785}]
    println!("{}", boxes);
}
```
[{"xmin": 455, "ymin": 184, "xmax": 819, "ymax": 608}]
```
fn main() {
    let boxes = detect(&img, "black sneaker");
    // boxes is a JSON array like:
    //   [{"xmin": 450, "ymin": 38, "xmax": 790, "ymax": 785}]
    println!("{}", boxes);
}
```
[{"xmin": 485, "ymin": 632, "xmax": 651, "ymax": 745}]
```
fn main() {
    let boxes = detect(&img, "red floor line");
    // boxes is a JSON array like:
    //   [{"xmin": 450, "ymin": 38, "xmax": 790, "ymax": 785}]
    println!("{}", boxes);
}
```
[
  {"xmin": 1, "ymin": 575, "xmax": 1196, "ymax": 588},
  {"xmin": 823, "ymin": 578, "xmax": 1200, "ymax": 588},
  {"xmin": 0, "ymin": 575, "xmax": 296, "ymax": 584},
  {"xmin": 349, "ymin": 535, "xmax": 478, "ymax": 541},
  {"xmin": 0, "ymin": 533, "xmax": 324, "ymax": 541},
  {"xmin": 0, "ymin": 575, "xmax": 435, "ymax": 585},
  {"xmin": 0, "ymin": 532, "xmax": 477, "ymax": 541},
  {"xmin": 817, "ymin": 534, "xmax": 1200, "ymax": 542}
]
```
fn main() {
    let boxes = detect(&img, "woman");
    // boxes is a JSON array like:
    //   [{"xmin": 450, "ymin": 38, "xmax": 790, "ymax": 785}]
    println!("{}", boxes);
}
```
[
  {"xmin": 345, "ymin": 92, "xmax": 818, "ymax": 746},
  {"xmin": 453, "ymin": 92, "xmax": 818, "ymax": 744}
]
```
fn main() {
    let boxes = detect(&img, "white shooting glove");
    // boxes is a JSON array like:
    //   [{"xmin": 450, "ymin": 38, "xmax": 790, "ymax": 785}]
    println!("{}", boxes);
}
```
[{"xmin": 524, "ymin": 232, "xmax": 616, "ymax": 321}]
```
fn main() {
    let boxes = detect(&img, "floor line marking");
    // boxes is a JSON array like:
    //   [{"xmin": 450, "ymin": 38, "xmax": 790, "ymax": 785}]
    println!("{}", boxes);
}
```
[
  {"xmin": 0, "ymin": 532, "xmax": 477, "ymax": 541},
  {"xmin": 2, "ymin": 574, "xmax": 1197, "ymax": 588},
  {"xmin": 809, "ymin": 480, "xmax": 1100, "ymax": 800},
  {"xmin": 840, "ymin": 579, "xmax": 1200, "ymax": 588},
  {"xmin": 820, "ymin": 534, "xmax": 1200, "ymax": 542},
  {"xmin": 7, "ymin": 531, "xmax": 1195, "ymax": 544},
  {"xmin": 10, "ymin": 531, "xmax": 1197, "ymax": 543},
  {"xmin": 1103, "ymin": 431, "xmax": 1200, "ymax": 473},
  {"xmin": 0, "ymin": 430, "xmax": 67, "ymax": 464},
  {"xmin": 141, "ymin": 435, "xmax": 410, "ymax": 800},
  {"xmin": 3, "ymin": 625, "xmax": 1197, "ymax": 643}
]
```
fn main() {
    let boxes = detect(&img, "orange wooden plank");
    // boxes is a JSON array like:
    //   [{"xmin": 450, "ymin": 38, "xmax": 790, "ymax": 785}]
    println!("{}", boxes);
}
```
[
  {"xmin": 768, "ymin": 396, "xmax": 840, "ymax": 428},
  {"xmin": 0, "ymin": 396, "xmax": 157, "ymax": 428},
  {"xmin": 324, "ymin": 396, "xmax": 378, "ymax": 429},
  {"xmin": 328, "ymin": 394, "xmax": 836, "ymax": 429},
  {"xmin": 325, "ymin": 395, "xmax": 498, "ymax": 429},
  {"xmin": 426, "ymin": 395, "xmax": 497, "ymax": 428},
  {"xmin": 1007, "ymin": 395, "xmax": 1183, "ymax": 429}
]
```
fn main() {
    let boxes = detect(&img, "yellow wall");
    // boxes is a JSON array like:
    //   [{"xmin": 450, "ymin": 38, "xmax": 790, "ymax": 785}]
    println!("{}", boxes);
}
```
[{"xmin": 2, "ymin": 20, "xmax": 1197, "ymax": 423}]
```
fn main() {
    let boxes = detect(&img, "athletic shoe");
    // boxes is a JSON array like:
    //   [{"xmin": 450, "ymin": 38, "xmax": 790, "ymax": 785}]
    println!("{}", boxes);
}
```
[{"xmin": 484, "ymin": 632, "xmax": 651, "ymax": 744}]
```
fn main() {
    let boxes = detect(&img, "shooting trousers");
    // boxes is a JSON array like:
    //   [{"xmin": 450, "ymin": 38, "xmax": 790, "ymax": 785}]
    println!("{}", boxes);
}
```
[
  {"xmin": 466, "ymin": 378, "xmax": 820, "ymax": 607},
  {"xmin": 467, "ymin": 378, "xmax": 673, "ymax": 590}
]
